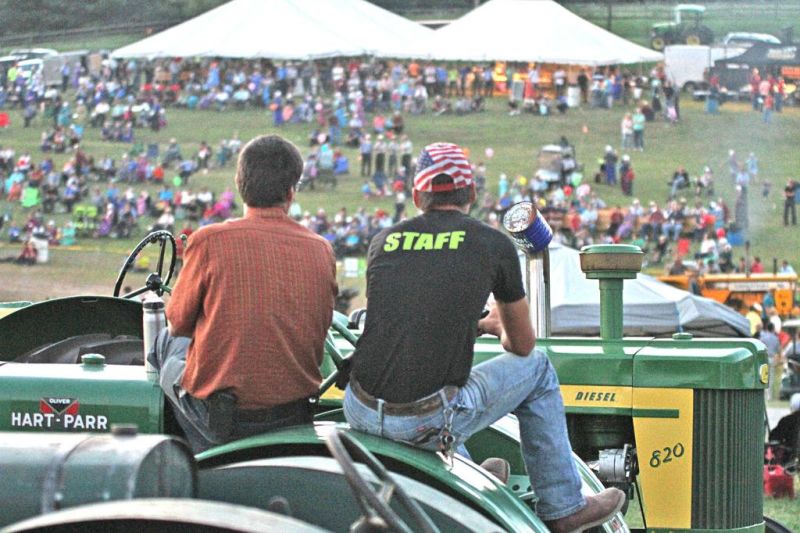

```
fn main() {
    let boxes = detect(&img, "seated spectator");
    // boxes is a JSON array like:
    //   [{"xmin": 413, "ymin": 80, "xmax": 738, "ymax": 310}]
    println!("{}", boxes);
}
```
[
  {"xmin": 228, "ymin": 133, "xmax": 242, "ymax": 154},
  {"xmin": 669, "ymin": 166, "xmax": 690, "ymax": 198},
  {"xmin": 40, "ymin": 131, "xmax": 53, "ymax": 152},
  {"xmin": 232, "ymin": 86, "xmax": 250, "ymax": 108},
  {"xmin": 431, "ymin": 95, "xmax": 452, "ymax": 115},
  {"xmin": 179, "ymin": 158, "xmax": 195, "ymax": 184},
  {"xmin": 662, "ymin": 199, "xmax": 686, "ymax": 241},
  {"xmin": 0, "ymin": 239, "xmax": 37, "ymax": 265},
  {"xmin": 60, "ymin": 221, "xmax": 76, "ymax": 246},
  {"xmin": 7, "ymin": 220, "xmax": 22, "ymax": 243},
  {"xmin": 162, "ymin": 138, "xmax": 182, "ymax": 168},
  {"xmin": 213, "ymin": 89, "xmax": 229, "ymax": 111},
  {"xmin": 361, "ymin": 180, "xmax": 374, "ymax": 200},
  {"xmin": 150, "ymin": 206, "xmax": 175, "ymax": 233},
  {"xmin": 196, "ymin": 141, "xmax": 212, "ymax": 174},
  {"xmin": 640, "ymin": 201, "xmax": 665, "ymax": 241},
  {"xmin": 454, "ymin": 97, "xmax": 470, "ymax": 115},
  {"xmin": 91, "ymin": 101, "xmax": 110, "ymax": 127},
  {"xmin": 216, "ymin": 140, "xmax": 232, "ymax": 167}
]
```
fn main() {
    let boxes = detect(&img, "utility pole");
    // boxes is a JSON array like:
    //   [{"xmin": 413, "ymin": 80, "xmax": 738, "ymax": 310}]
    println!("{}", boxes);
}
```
[{"xmin": 606, "ymin": 0, "xmax": 613, "ymax": 31}]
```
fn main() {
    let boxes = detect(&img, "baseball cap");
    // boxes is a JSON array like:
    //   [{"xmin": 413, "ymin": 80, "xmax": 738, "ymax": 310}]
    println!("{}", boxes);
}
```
[{"xmin": 413, "ymin": 142, "xmax": 473, "ymax": 193}]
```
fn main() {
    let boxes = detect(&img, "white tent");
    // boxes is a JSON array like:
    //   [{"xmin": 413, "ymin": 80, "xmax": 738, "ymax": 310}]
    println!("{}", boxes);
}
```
[
  {"xmin": 431, "ymin": 0, "xmax": 663, "ymax": 65},
  {"xmin": 539, "ymin": 243, "xmax": 750, "ymax": 337},
  {"xmin": 112, "ymin": 0, "xmax": 435, "ymax": 60}
]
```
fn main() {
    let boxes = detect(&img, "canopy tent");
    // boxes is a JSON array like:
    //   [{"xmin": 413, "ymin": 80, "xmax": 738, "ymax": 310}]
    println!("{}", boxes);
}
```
[
  {"xmin": 431, "ymin": 0, "xmax": 663, "ymax": 65},
  {"xmin": 112, "ymin": 0, "xmax": 435, "ymax": 60},
  {"xmin": 712, "ymin": 43, "xmax": 800, "ymax": 90},
  {"xmin": 537, "ymin": 243, "xmax": 750, "ymax": 337}
]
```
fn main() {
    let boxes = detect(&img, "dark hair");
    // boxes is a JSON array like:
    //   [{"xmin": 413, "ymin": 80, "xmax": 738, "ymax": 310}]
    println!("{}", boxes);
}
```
[
  {"xmin": 235, "ymin": 135, "xmax": 303, "ymax": 207},
  {"xmin": 416, "ymin": 174, "xmax": 473, "ymax": 211}
]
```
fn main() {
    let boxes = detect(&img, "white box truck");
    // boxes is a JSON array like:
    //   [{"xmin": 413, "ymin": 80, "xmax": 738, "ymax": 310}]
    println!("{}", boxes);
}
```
[{"xmin": 665, "ymin": 44, "xmax": 746, "ymax": 91}]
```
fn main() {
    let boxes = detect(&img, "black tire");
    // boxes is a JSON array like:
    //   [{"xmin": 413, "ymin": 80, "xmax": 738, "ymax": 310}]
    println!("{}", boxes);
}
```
[
  {"xmin": 651, "ymin": 36, "xmax": 667, "ymax": 51},
  {"xmin": 699, "ymin": 26, "xmax": 715, "ymax": 44},
  {"xmin": 683, "ymin": 82, "xmax": 696, "ymax": 93},
  {"xmin": 764, "ymin": 515, "xmax": 794, "ymax": 533},
  {"xmin": 684, "ymin": 33, "xmax": 702, "ymax": 46}
]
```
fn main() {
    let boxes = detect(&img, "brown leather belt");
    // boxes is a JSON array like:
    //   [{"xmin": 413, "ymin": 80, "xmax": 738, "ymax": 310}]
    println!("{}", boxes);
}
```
[{"xmin": 350, "ymin": 378, "xmax": 458, "ymax": 416}]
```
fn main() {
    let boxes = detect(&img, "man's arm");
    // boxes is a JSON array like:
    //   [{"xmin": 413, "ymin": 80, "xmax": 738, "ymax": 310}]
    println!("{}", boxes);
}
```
[
  {"xmin": 478, "ymin": 298, "xmax": 535, "ymax": 356},
  {"xmin": 166, "ymin": 236, "xmax": 206, "ymax": 337}
]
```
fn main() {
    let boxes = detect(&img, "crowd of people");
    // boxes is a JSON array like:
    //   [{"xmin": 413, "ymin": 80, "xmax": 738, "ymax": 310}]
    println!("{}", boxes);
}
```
[
  {"xmin": 0, "ymin": 136, "xmax": 242, "ymax": 258},
  {"xmin": 1, "ymin": 56, "xmax": 673, "ymax": 145},
  {"xmin": 0, "ymin": 54, "xmax": 795, "ymax": 276}
]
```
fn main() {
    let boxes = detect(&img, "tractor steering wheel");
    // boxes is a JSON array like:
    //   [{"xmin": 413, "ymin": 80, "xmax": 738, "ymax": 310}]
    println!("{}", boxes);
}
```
[
  {"xmin": 325, "ymin": 429, "xmax": 439, "ymax": 533},
  {"xmin": 114, "ymin": 230, "xmax": 177, "ymax": 299}
]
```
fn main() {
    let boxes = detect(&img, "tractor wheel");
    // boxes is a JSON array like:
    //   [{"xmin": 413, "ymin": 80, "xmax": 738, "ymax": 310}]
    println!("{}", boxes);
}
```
[
  {"xmin": 699, "ymin": 26, "xmax": 714, "ymax": 44},
  {"xmin": 764, "ymin": 515, "xmax": 793, "ymax": 533},
  {"xmin": 684, "ymin": 34, "xmax": 702, "ymax": 46},
  {"xmin": 651, "ymin": 37, "xmax": 667, "ymax": 51},
  {"xmin": 2, "ymin": 499, "xmax": 325, "ymax": 532}
]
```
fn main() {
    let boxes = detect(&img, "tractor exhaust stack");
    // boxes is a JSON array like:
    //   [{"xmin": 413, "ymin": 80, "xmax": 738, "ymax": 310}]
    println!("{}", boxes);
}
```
[
  {"xmin": 502, "ymin": 202, "xmax": 553, "ymax": 338},
  {"xmin": 579, "ymin": 245, "xmax": 644, "ymax": 340}
]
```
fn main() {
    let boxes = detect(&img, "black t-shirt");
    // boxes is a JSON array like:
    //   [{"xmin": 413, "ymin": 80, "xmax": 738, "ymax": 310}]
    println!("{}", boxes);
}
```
[{"xmin": 351, "ymin": 210, "xmax": 525, "ymax": 402}]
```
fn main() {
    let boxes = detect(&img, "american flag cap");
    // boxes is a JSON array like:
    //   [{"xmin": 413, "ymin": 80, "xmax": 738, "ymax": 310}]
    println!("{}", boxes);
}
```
[{"xmin": 413, "ymin": 142, "xmax": 473, "ymax": 193}]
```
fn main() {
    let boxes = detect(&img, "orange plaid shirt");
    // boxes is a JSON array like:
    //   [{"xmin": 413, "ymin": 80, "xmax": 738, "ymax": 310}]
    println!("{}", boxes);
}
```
[{"xmin": 167, "ymin": 207, "xmax": 337, "ymax": 409}]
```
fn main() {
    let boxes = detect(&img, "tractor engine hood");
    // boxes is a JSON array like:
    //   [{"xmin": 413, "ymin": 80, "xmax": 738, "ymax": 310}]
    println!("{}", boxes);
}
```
[{"xmin": 0, "ymin": 356, "xmax": 163, "ymax": 433}]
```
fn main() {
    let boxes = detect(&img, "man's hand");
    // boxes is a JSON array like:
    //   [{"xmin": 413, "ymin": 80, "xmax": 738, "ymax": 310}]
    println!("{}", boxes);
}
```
[
  {"xmin": 479, "ymin": 299, "xmax": 535, "ymax": 357},
  {"xmin": 477, "ymin": 304, "xmax": 502, "ymax": 337}
]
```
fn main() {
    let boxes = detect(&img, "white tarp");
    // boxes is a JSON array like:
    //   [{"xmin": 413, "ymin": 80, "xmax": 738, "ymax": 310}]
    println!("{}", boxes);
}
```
[
  {"xmin": 431, "ymin": 0, "xmax": 664, "ymax": 65},
  {"xmin": 112, "ymin": 0, "xmax": 435, "ymax": 60},
  {"xmin": 538, "ymin": 243, "xmax": 750, "ymax": 337}
]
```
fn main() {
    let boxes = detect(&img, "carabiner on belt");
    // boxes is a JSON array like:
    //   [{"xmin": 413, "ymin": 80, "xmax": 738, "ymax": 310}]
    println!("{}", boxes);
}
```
[{"xmin": 438, "ymin": 389, "xmax": 456, "ymax": 467}]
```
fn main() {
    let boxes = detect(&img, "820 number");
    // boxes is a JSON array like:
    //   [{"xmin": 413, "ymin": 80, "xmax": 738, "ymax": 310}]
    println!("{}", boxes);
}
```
[{"xmin": 649, "ymin": 442, "xmax": 685, "ymax": 468}]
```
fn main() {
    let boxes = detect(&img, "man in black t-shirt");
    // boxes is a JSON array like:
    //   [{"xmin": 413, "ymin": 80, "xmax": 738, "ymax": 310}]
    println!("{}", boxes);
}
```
[{"xmin": 344, "ymin": 142, "xmax": 624, "ymax": 532}]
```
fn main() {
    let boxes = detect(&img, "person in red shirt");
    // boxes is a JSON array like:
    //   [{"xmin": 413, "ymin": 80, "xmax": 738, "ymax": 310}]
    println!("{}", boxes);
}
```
[
  {"xmin": 751, "ymin": 256, "xmax": 765, "ymax": 273},
  {"xmin": 749, "ymin": 68, "xmax": 761, "ymax": 111},
  {"xmin": 148, "ymin": 134, "xmax": 337, "ymax": 452}
]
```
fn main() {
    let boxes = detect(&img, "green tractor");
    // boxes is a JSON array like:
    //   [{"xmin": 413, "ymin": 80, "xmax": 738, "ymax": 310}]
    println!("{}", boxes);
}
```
[
  {"xmin": 650, "ymin": 4, "xmax": 714, "ymax": 51},
  {"xmin": 0, "ymin": 232, "xmax": 626, "ymax": 532},
  {"xmin": 0, "ymin": 231, "xmax": 776, "ymax": 531}
]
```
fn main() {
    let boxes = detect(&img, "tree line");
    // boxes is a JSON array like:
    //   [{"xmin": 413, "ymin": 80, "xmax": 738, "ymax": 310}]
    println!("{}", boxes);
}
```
[{"xmin": 0, "ymin": 0, "xmax": 783, "ymax": 38}]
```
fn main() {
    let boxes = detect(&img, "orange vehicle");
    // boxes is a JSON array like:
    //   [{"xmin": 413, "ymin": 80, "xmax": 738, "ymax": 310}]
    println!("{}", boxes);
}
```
[{"xmin": 658, "ymin": 272, "xmax": 798, "ymax": 316}]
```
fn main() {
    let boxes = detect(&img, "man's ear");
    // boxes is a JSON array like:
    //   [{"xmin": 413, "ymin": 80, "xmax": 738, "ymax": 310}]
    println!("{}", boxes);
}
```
[
  {"xmin": 468, "ymin": 183, "xmax": 477, "ymax": 204},
  {"xmin": 412, "ymin": 188, "xmax": 422, "ymax": 209},
  {"xmin": 287, "ymin": 185, "xmax": 296, "ymax": 204}
]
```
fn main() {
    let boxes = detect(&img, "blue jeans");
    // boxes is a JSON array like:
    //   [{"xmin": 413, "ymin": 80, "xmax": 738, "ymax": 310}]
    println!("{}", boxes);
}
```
[{"xmin": 343, "ymin": 349, "xmax": 584, "ymax": 521}]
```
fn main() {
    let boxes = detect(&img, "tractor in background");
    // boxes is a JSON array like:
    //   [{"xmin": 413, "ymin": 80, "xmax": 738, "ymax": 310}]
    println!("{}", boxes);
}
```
[{"xmin": 650, "ymin": 4, "xmax": 714, "ymax": 51}]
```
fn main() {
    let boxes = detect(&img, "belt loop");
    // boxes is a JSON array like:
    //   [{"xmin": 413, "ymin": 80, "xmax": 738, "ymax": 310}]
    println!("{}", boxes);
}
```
[
  {"xmin": 437, "ymin": 389, "xmax": 449, "ymax": 409},
  {"xmin": 377, "ymin": 399, "xmax": 385, "ymax": 438}
]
